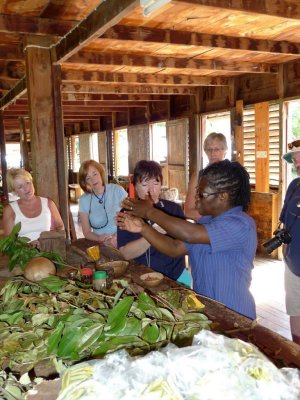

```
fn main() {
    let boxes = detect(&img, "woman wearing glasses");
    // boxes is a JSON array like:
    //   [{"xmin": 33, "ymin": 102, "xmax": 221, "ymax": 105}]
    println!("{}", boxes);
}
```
[
  {"xmin": 78, "ymin": 160, "xmax": 127, "ymax": 247},
  {"xmin": 185, "ymin": 132, "xmax": 228, "ymax": 220},
  {"xmin": 117, "ymin": 160, "xmax": 257, "ymax": 319},
  {"xmin": 117, "ymin": 160, "xmax": 191, "ymax": 286}
]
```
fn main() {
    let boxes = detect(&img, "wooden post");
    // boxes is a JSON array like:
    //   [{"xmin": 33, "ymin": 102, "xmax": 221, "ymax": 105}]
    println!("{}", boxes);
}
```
[
  {"xmin": 24, "ymin": 37, "xmax": 60, "ymax": 206},
  {"xmin": 19, "ymin": 117, "xmax": 31, "ymax": 171},
  {"xmin": 234, "ymin": 100, "xmax": 244, "ymax": 165},
  {"xmin": 255, "ymin": 102, "xmax": 270, "ymax": 192},
  {"xmin": 188, "ymin": 114, "xmax": 200, "ymax": 178},
  {"xmin": 0, "ymin": 112, "xmax": 8, "ymax": 199},
  {"xmin": 51, "ymin": 64, "xmax": 70, "ymax": 240}
]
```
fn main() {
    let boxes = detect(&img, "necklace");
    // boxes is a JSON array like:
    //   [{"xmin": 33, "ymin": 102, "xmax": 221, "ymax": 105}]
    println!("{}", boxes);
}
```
[
  {"xmin": 93, "ymin": 185, "xmax": 106, "ymax": 204},
  {"xmin": 145, "ymin": 247, "xmax": 151, "ymax": 267}
]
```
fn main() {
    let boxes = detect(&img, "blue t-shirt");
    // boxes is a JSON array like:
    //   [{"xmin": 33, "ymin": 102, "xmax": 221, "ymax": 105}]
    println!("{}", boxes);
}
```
[
  {"xmin": 280, "ymin": 177, "xmax": 300, "ymax": 277},
  {"xmin": 79, "ymin": 183, "xmax": 127, "ymax": 235},
  {"xmin": 117, "ymin": 199, "xmax": 185, "ymax": 280},
  {"xmin": 185, "ymin": 206, "xmax": 257, "ymax": 319}
]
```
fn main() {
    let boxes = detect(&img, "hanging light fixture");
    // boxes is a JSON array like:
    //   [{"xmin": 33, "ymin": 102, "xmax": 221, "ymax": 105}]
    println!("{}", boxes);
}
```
[{"xmin": 140, "ymin": 0, "xmax": 171, "ymax": 17}]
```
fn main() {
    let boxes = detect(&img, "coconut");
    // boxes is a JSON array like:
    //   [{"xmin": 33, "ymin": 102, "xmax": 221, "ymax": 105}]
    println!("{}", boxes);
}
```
[{"xmin": 24, "ymin": 256, "xmax": 56, "ymax": 282}]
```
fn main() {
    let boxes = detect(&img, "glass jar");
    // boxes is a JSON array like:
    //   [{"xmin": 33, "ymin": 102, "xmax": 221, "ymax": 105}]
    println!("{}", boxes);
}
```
[
  {"xmin": 93, "ymin": 271, "xmax": 107, "ymax": 291},
  {"xmin": 81, "ymin": 267, "xmax": 93, "ymax": 285}
]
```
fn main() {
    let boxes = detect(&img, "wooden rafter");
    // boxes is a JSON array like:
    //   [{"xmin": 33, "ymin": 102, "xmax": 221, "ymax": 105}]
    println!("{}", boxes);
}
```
[
  {"xmin": 172, "ymin": 0, "xmax": 300, "ymax": 19},
  {"xmin": 68, "ymin": 52, "xmax": 278, "ymax": 74},
  {"xmin": 102, "ymin": 25, "xmax": 300, "ymax": 56},
  {"xmin": 61, "ymin": 70, "xmax": 231, "ymax": 86},
  {"xmin": 0, "ymin": 14, "xmax": 74, "ymax": 35},
  {"xmin": 61, "ymin": 83, "xmax": 198, "ymax": 95},
  {"xmin": 54, "ymin": 0, "xmax": 140, "ymax": 62}
]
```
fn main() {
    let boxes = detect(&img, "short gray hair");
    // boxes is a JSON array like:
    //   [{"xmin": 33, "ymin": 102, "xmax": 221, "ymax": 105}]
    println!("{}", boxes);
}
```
[{"xmin": 204, "ymin": 132, "xmax": 228, "ymax": 151}]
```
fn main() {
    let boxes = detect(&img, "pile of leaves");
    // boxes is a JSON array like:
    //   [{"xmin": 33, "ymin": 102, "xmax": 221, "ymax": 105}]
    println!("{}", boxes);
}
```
[
  {"xmin": 0, "ymin": 275, "xmax": 211, "ymax": 375},
  {"xmin": 0, "ymin": 222, "xmax": 65, "ymax": 271}
]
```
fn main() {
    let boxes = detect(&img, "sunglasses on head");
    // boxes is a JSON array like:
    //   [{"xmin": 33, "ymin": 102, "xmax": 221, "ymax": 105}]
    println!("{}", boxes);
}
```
[{"xmin": 288, "ymin": 140, "xmax": 300, "ymax": 150}]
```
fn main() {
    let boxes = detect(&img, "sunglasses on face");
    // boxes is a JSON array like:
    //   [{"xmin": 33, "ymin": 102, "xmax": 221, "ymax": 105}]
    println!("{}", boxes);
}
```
[{"xmin": 288, "ymin": 140, "xmax": 300, "ymax": 150}]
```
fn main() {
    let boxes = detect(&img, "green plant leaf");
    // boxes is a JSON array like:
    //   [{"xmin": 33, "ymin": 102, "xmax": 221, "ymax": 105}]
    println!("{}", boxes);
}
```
[
  {"xmin": 105, "ymin": 296, "xmax": 134, "ymax": 330},
  {"xmin": 138, "ymin": 291, "xmax": 156, "ymax": 306},
  {"xmin": 141, "ymin": 322, "xmax": 160, "ymax": 344},
  {"xmin": 47, "ymin": 321, "xmax": 64, "ymax": 354},
  {"xmin": 76, "ymin": 324, "xmax": 104, "ymax": 354}
]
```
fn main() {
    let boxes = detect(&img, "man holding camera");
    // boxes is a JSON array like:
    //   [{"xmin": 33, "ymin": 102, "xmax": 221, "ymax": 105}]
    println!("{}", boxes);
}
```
[{"xmin": 281, "ymin": 140, "xmax": 300, "ymax": 345}]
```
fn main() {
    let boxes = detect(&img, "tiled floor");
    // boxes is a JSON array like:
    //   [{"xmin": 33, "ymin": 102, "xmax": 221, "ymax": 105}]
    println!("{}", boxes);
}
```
[{"xmin": 70, "ymin": 203, "xmax": 291, "ymax": 341}]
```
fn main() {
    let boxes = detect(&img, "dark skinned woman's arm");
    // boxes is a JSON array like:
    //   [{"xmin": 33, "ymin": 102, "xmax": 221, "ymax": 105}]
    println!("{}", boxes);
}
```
[{"xmin": 121, "ymin": 197, "xmax": 210, "ymax": 244}]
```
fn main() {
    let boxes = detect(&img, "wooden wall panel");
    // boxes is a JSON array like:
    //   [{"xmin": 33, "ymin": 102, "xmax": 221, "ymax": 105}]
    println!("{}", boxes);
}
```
[
  {"xmin": 248, "ymin": 191, "xmax": 279, "ymax": 258},
  {"xmin": 166, "ymin": 118, "xmax": 188, "ymax": 199},
  {"xmin": 98, "ymin": 131, "xmax": 107, "ymax": 171},
  {"xmin": 79, "ymin": 134, "xmax": 91, "ymax": 163},
  {"xmin": 127, "ymin": 124, "xmax": 150, "ymax": 174}
]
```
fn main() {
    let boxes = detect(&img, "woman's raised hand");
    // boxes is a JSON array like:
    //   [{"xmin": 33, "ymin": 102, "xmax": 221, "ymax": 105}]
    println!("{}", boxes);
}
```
[
  {"xmin": 116, "ymin": 211, "xmax": 144, "ymax": 233},
  {"xmin": 121, "ymin": 195, "xmax": 154, "ymax": 219}
]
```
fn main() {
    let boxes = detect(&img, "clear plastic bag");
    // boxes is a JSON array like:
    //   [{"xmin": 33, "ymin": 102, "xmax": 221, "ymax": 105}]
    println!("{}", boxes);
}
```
[{"xmin": 58, "ymin": 330, "xmax": 300, "ymax": 400}]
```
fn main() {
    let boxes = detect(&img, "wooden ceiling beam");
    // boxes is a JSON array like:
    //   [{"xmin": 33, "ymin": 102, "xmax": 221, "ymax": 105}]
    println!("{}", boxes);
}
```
[
  {"xmin": 68, "ymin": 52, "xmax": 278, "ymax": 74},
  {"xmin": 0, "ymin": 45, "xmax": 24, "ymax": 61},
  {"xmin": 172, "ymin": 0, "xmax": 300, "ymax": 20},
  {"xmin": 0, "ymin": 77, "xmax": 26, "ymax": 109},
  {"xmin": 61, "ymin": 69, "xmax": 230, "ymax": 86},
  {"xmin": 62, "ymin": 83, "xmax": 197, "ymax": 95},
  {"xmin": 0, "ymin": 79, "xmax": 19, "ymax": 90},
  {"xmin": 64, "ymin": 108, "xmax": 130, "ymax": 114},
  {"xmin": 63, "ymin": 100, "xmax": 148, "ymax": 107},
  {"xmin": 102, "ymin": 25, "xmax": 300, "ymax": 56},
  {"xmin": 5, "ymin": 101, "xmax": 148, "ymax": 110},
  {"xmin": 0, "ymin": 14, "xmax": 74, "ymax": 35},
  {"xmin": 54, "ymin": 0, "xmax": 140, "ymax": 63},
  {"xmin": 61, "ymin": 93, "xmax": 169, "ymax": 101}
]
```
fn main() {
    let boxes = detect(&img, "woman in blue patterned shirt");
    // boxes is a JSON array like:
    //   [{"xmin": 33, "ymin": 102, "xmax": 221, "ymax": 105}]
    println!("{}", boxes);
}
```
[{"xmin": 117, "ymin": 160, "xmax": 257, "ymax": 319}]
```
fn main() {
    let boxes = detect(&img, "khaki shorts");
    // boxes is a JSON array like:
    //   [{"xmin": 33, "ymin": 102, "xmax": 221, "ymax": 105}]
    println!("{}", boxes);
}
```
[{"xmin": 285, "ymin": 264, "xmax": 300, "ymax": 316}]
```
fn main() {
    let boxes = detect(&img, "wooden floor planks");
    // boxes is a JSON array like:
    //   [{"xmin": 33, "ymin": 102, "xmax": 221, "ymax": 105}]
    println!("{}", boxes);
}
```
[{"xmin": 251, "ymin": 256, "xmax": 291, "ymax": 340}]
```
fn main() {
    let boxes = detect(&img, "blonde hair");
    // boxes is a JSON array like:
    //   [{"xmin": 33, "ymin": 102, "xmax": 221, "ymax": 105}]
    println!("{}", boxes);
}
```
[
  {"xmin": 79, "ymin": 160, "xmax": 106, "ymax": 193},
  {"xmin": 7, "ymin": 168, "xmax": 33, "ymax": 192}
]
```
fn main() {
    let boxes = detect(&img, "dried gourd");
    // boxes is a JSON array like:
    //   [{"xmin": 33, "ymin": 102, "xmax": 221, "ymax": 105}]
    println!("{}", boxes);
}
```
[{"xmin": 24, "ymin": 256, "xmax": 56, "ymax": 282}]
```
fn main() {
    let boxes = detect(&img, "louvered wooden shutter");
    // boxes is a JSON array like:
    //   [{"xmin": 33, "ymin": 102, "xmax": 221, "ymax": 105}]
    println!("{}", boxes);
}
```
[
  {"xmin": 269, "ymin": 103, "xmax": 280, "ymax": 188},
  {"xmin": 243, "ymin": 103, "xmax": 280, "ymax": 188},
  {"xmin": 243, "ymin": 106, "xmax": 256, "ymax": 185}
]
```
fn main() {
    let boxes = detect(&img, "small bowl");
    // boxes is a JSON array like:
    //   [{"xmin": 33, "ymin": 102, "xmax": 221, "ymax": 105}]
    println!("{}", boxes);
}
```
[
  {"xmin": 96, "ymin": 260, "xmax": 129, "ymax": 278},
  {"xmin": 140, "ymin": 272, "xmax": 164, "ymax": 288}
]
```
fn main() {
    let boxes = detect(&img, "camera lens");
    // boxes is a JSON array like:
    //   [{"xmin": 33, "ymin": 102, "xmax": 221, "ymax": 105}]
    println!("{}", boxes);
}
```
[{"xmin": 263, "ymin": 236, "xmax": 282, "ymax": 254}]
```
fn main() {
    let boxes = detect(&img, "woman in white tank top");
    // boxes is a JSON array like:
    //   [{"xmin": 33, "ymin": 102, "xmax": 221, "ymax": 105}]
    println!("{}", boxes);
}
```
[{"xmin": 3, "ymin": 168, "xmax": 64, "ymax": 243}]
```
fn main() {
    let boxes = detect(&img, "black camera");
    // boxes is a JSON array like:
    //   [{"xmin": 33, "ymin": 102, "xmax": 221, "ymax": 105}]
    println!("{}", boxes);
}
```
[{"xmin": 263, "ymin": 228, "xmax": 292, "ymax": 254}]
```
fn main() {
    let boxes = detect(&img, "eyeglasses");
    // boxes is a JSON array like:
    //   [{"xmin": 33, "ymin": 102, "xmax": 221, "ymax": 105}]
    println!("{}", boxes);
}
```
[
  {"xmin": 288, "ymin": 140, "xmax": 300, "ymax": 150},
  {"xmin": 205, "ymin": 147, "xmax": 224, "ymax": 154},
  {"xmin": 197, "ymin": 191, "xmax": 222, "ymax": 199}
]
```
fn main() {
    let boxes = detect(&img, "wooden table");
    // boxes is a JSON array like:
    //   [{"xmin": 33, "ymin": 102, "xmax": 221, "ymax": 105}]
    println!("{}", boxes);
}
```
[
  {"xmin": 69, "ymin": 238, "xmax": 300, "ymax": 369},
  {"xmin": 0, "ymin": 238, "xmax": 297, "ymax": 399}
]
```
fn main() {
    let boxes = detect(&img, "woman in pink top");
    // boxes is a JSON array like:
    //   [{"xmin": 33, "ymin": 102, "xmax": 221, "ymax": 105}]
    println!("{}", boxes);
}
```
[{"xmin": 3, "ymin": 168, "xmax": 64, "ymax": 244}]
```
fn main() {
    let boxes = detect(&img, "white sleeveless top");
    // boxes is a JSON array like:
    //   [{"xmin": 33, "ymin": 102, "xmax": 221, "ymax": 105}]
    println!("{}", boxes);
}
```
[{"xmin": 10, "ymin": 197, "xmax": 52, "ymax": 241}]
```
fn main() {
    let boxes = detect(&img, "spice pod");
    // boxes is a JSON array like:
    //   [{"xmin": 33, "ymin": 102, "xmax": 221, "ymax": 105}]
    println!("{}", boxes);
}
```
[{"xmin": 140, "ymin": 272, "xmax": 164, "ymax": 288}]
